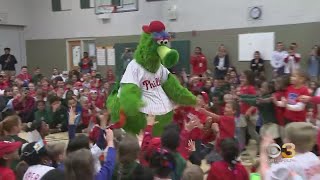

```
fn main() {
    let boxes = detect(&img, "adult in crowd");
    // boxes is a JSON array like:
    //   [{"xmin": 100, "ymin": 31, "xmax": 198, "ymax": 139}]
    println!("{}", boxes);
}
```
[
  {"xmin": 284, "ymin": 43, "xmax": 301, "ymax": 74},
  {"xmin": 79, "ymin": 52, "xmax": 93, "ymax": 74},
  {"xmin": 121, "ymin": 48, "xmax": 134, "ymax": 73},
  {"xmin": 308, "ymin": 45, "xmax": 320, "ymax": 81},
  {"xmin": 213, "ymin": 45, "xmax": 229, "ymax": 79},
  {"xmin": 270, "ymin": 42, "xmax": 287, "ymax": 77},
  {"xmin": 0, "ymin": 48, "xmax": 17, "ymax": 76},
  {"xmin": 250, "ymin": 51, "xmax": 264, "ymax": 75},
  {"xmin": 190, "ymin": 47, "xmax": 207, "ymax": 75}
]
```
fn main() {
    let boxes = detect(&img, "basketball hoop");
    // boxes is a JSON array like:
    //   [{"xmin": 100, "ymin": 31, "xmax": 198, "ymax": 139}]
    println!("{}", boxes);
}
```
[
  {"xmin": 96, "ymin": 5, "xmax": 116, "ymax": 19},
  {"xmin": 97, "ymin": 5, "xmax": 116, "ymax": 14}
]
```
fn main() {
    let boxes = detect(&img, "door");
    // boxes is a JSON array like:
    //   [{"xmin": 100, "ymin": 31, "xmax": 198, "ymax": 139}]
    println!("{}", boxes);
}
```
[
  {"xmin": 67, "ymin": 40, "xmax": 81, "ymax": 70},
  {"xmin": 170, "ymin": 40, "xmax": 191, "ymax": 74},
  {"xmin": 113, "ymin": 42, "xmax": 138, "ymax": 78}
]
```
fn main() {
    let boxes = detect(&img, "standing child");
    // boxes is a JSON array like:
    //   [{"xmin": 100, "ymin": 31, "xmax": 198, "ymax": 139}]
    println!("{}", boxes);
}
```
[
  {"xmin": 273, "ymin": 76, "xmax": 290, "ymax": 140},
  {"xmin": 237, "ymin": 70, "xmax": 259, "ymax": 151},
  {"xmin": 240, "ymin": 81, "xmax": 282, "ymax": 145},
  {"xmin": 276, "ymin": 70, "xmax": 310, "ymax": 124}
]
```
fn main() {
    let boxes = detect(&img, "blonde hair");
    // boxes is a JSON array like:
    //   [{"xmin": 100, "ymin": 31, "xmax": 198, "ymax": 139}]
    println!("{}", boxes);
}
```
[
  {"xmin": 285, "ymin": 122, "xmax": 317, "ymax": 153},
  {"xmin": 47, "ymin": 142, "xmax": 66, "ymax": 158},
  {"xmin": 182, "ymin": 164, "xmax": 204, "ymax": 180},
  {"xmin": 0, "ymin": 115, "xmax": 21, "ymax": 135},
  {"xmin": 64, "ymin": 149, "xmax": 94, "ymax": 180},
  {"xmin": 118, "ymin": 134, "xmax": 140, "ymax": 164}
]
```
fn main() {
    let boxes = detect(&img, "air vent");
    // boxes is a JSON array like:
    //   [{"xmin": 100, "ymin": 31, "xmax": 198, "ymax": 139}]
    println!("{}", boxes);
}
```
[{"xmin": 0, "ymin": 13, "xmax": 8, "ymax": 24}]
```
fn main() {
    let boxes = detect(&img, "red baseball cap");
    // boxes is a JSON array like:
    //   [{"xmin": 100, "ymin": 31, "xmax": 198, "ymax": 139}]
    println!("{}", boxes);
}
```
[
  {"xmin": 0, "ymin": 141, "xmax": 22, "ymax": 157},
  {"xmin": 142, "ymin": 21, "xmax": 166, "ymax": 34}
]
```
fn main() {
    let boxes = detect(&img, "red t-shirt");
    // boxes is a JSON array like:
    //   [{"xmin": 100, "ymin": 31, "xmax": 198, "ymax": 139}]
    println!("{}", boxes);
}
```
[
  {"xmin": 0, "ymin": 81, "xmax": 8, "ymax": 90},
  {"xmin": 16, "ymin": 73, "xmax": 32, "ymax": 82},
  {"xmin": 81, "ymin": 108, "xmax": 92, "ymax": 127},
  {"xmin": 0, "ymin": 166, "xmax": 16, "ymax": 180},
  {"xmin": 284, "ymin": 85, "xmax": 309, "ymax": 122},
  {"xmin": 207, "ymin": 161, "xmax": 249, "ymax": 180},
  {"xmin": 239, "ymin": 85, "xmax": 256, "ymax": 115},
  {"xmin": 216, "ymin": 115, "xmax": 235, "ymax": 150},
  {"xmin": 190, "ymin": 54, "xmax": 207, "ymax": 75},
  {"xmin": 81, "ymin": 58, "xmax": 90, "ymax": 69},
  {"xmin": 187, "ymin": 108, "xmax": 207, "ymax": 141},
  {"xmin": 273, "ymin": 91, "xmax": 286, "ymax": 126}
]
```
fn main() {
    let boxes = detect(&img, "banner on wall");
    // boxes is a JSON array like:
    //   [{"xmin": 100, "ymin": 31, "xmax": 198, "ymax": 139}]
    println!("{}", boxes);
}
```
[{"xmin": 238, "ymin": 32, "xmax": 275, "ymax": 61}]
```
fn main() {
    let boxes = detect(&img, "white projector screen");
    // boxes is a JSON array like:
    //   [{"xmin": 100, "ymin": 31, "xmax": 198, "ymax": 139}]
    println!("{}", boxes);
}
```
[{"xmin": 238, "ymin": 32, "xmax": 275, "ymax": 61}]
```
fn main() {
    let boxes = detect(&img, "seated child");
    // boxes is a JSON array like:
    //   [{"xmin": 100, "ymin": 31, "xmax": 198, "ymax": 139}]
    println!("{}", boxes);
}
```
[
  {"xmin": 0, "ymin": 140, "xmax": 22, "ymax": 180},
  {"xmin": 260, "ymin": 122, "xmax": 320, "ymax": 179},
  {"xmin": 35, "ymin": 100, "xmax": 49, "ymax": 122},
  {"xmin": 207, "ymin": 138, "xmax": 249, "ymax": 180},
  {"xmin": 149, "ymin": 148, "xmax": 176, "ymax": 180}
]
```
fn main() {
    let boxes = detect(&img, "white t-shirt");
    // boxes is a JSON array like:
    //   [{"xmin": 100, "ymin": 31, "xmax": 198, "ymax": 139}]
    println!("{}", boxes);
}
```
[
  {"xmin": 270, "ymin": 50, "xmax": 287, "ymax": 69},
  {"xmin": 23, "ymin": 165, "xmax": 54, "ymax": 180},
  {"xmin": 265, "ymin": 152, "xmax": 320, "ymax": 180},
  {"xmin": 119, "ymin": 60, "xmax": 173, "ymax": 115},
  {"xmin": 218, "ymin": 57, "xmax": 225, "ymax": 70},
  {"xmin": 284, "ymin": 53, "xmax": 301, "ymax": 74}
]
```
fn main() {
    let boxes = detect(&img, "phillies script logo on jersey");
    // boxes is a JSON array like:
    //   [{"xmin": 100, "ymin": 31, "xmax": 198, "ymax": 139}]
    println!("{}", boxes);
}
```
[{"xmin": 142, "ymin": 78, "xmax": 161, "ymax": 90}]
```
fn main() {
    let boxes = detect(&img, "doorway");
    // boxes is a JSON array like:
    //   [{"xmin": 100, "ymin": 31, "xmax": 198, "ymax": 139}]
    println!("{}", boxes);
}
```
[{"xmin": 67, "ymin": 40, "xmax": 81, "ymax": 71}]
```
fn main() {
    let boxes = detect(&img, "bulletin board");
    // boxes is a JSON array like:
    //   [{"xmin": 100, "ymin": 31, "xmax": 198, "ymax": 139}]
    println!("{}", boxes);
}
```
[{"xmin": 238, "ymin": 32, "xmax": 275, "ymax": 61}]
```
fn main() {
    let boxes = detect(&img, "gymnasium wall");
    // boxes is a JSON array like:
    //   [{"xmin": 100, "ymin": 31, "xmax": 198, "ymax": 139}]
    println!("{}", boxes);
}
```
[
  {"xmin": 26, "ymin": 22, "xmax": 320, "ymax": 77},
  {"xmin": 24, "ymin": 0, "xmax": 320, "ymax": 40},
  {"xmin": 0, "ymin": 0, "xmax": 28, "ymax": 26}
]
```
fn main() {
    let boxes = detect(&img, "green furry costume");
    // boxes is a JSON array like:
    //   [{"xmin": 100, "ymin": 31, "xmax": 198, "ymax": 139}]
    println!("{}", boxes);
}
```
[{"xmin": 107, "ymin": 21, "xmax": 196, "ymax": 136}]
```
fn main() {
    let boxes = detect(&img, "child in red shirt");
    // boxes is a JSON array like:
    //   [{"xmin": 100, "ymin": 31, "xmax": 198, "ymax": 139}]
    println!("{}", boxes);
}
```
[
  {"xmin": 237, "ymin": 70, "xmax": 259, "ymax": 150},
  {"xmin": 207, "ymin": 138, "xmax": 249, "ymax": 180},
  {"xmin": 275, "ymin": 70, "xmax": 309, "ymax": 124},
  {"xmin": 272, "ymin": 76, "xmax": 290, "ymax": 140}
]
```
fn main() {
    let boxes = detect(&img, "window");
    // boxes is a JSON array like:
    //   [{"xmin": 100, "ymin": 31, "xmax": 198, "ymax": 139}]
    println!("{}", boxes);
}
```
[
  {"xmin": 80, "ymin": 0, "xmax": 95, "ymax": 9},
  {"xmin": 52, "ymin": 0, "xmax": 72, "ymax": 12}
]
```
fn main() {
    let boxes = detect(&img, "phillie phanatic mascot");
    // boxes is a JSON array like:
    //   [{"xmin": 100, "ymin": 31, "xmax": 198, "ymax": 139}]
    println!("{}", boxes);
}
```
[{"xmin": 107, "ymin": 21, "xmax": 196, "ymax": 136}]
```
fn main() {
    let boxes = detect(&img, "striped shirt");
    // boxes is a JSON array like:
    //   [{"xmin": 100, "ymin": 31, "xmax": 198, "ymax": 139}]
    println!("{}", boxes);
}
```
[{"xmin": 119, "ymin": 60, "xmax": 173, "ymax": 115}]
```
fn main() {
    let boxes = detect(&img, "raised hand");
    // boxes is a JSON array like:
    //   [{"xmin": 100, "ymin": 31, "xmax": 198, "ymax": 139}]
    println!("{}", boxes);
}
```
[
  {"xmin": 146, "ymin": 114, "xmax": 157, "ymax": 126},
  {"xmin": 187, "ymin": 140, "xmax": 196, "ymax": 152},
  {"xmin": 105, "ymin": 128, "xmax": 114, "ymax": 148}
]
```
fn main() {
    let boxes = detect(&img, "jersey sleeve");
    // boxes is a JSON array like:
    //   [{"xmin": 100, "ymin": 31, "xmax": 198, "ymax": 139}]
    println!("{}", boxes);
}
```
[
  {"xmin": 160, "ymin": 65, "xmax": 170, "ymax": 83},
  {"xmin": 120, "ymin": 61, "xmax": 140, "ymax": 87}
]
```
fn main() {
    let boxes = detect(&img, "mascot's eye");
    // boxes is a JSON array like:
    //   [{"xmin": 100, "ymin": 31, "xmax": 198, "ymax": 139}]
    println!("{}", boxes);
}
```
[
  {"xmin": 163, "ymin": 39, "xmax": 169, "ymax": 45},
  {"xmin": 157, "ymin": 40, "xmax": 164, "ymax": 45}
]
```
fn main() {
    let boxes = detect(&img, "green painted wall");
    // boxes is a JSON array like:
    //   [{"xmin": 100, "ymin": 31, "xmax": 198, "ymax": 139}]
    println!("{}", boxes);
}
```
[
  {"xmin": 26, "ymin": 22, "xmax": 320, "ymax": 77},
  {"xmin": 26, "ymin": 39, "xmax": 66, "ymax": 76}
]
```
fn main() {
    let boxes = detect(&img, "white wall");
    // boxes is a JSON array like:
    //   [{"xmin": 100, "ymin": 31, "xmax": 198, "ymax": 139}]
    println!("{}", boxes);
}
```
[
  {"xmin": 24, "ymin": 0, "xmax": 165, "ymax": 40},
  {"xmin": 23, "ymin": 0, "xmax": 320, "ymax": 40},
  {"xmin": 166, "ymin": 0, "xmax": 320, "ymax": 32},
  {"xmin": 0, "ymin": 0, "xmax": 28, "ymax": 26},
  {"xmin": 0, "ymin": 25, "xmax": 27, "ymax": 70}
]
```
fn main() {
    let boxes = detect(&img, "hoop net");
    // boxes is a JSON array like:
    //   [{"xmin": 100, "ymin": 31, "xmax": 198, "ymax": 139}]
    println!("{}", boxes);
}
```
[{"xmin": 97, "ymin": 5, "xmax": 116, "ymax": 14}]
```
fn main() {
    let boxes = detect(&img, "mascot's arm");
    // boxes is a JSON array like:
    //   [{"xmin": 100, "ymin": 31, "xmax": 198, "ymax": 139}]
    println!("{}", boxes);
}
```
[
  {"xmin": 119, "ymin": 83, "xmax": 144, "ymax": 117},
  {"xmin": 162, "ymin": 74, "xmax": 196, "ymax": 105}
]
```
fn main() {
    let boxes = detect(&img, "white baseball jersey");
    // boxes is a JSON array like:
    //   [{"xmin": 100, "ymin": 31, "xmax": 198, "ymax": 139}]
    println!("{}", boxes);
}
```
[
  {"xmin": 23, "ymin": 165, "xmax": 54, "ymax": 180},
  {"xmin": 119, "ymin": 60, "xmax": 173, "ymax": 115}
]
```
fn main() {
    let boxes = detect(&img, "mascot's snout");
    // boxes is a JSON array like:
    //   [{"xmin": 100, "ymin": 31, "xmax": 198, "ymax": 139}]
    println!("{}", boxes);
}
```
[{"xmin": 157, "ymin": 46, "xmax": 179, "ymax": 68}]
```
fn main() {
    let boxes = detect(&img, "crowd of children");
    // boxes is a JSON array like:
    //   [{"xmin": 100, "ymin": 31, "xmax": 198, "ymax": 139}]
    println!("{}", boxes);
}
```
[{"xmin": 1, "ymin": 51, "xmax": 320, "ymax": 180}]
